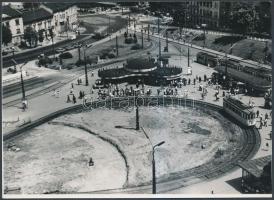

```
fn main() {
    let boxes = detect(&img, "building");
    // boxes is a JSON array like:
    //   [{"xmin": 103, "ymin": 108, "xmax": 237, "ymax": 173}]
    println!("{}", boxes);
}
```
[
  {"xmin": 2, "ymin": 2, "xmax": 24, "ymax": 9},
  {"xmin": 2, "ymin": 5, "xmax": 24, "ymax": 45},
  {"xmin": 180, "ymin": 0, "xmax": 271, "ymax": 30},
  {"xmin": 22, "ymin": 7, "xmax": 53, "ymax": 38},
  {"xmin": 41, "ymin": 3, "xmax": 78, "ymax": 35},
  {"xmin": 238, "ymin": 155, "xmax": 271, "ymax": 193}
]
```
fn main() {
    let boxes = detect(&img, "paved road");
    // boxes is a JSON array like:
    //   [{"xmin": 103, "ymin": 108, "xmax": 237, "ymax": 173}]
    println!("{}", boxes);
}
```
[{"xmin": 2, "ymin": 35, "xmax": 95, "ymax": 68}]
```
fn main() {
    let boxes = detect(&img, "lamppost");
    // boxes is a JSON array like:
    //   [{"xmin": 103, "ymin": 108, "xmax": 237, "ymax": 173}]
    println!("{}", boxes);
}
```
[
  {"xmin": 141, "ymin": 127, "xmax": 165, "ymax": 194},
  {"xmin": 19, "ymin": 62, "xmax": 28, "ymax": 101},
  {"xmin": 201, "ymin": 23, "xmax": 207, "ymax": 48},
  {"xmin": 11, "ymin": 47, "xmax": 16, "ymax": 71},
  {"xmin": 82, "ymin": 44, "xmax": 89, "ymax": 86}
]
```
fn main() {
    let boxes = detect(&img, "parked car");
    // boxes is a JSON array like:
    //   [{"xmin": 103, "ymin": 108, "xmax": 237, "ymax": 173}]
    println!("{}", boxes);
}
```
[
  {"xmin": 65, "ymin": 45, "xmax": 75, "ymax": 51},
  {"xmin": 69, "ymin": 35, "xmax": 76, "ymax": 40},
  {"xmin": 55, "ymin": 48, "xmax": 66, "ymax": 53}
]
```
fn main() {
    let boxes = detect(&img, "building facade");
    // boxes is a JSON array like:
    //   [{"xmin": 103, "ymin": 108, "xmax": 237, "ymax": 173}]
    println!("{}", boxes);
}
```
[
  {"xmin": 22, "ymin": 7, "xmax": 53, "ymax": 38},
  {"xmin": 2, "ymin": 6, "xmax": 24, "ymax": 45},
  {"xmin": 41, "ymin": 3, "xmax": 78, "ymax": 35}
]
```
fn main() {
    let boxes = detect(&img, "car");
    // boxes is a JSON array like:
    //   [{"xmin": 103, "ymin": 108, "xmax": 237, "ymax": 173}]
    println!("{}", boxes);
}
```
[
  {"xmin": 56, "ymin": 48, "xmax": 66, "ymax": 53},
  {"xmin": 86, "ymin": 43, "xmax": 93, "ymax": 48},
  {"xmin": 72, "ymin": 43, "xmax": 82, "ymax": 48},
  {"xmin": 69, "ymin": 35, "xmax": 76, "ymax": 40},
  {"xmin": 64, "ymin": 46, "xmax": 75, "ymax": 51}
]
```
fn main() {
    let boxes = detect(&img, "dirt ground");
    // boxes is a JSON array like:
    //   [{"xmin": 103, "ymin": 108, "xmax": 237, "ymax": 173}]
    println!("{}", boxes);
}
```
[{"xmin": 4, "ymin": 105, "xmax": 243, "ymax": 194}]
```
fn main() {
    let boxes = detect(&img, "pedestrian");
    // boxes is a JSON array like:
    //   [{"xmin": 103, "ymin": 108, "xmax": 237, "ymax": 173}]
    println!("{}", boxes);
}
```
[
  {"xmin": 67, "ymin": 95, "xmax": 71, "ymax": 103},
  {"xmin": 259, "ymin": 121, "xmax": 263, "ymax": 129},
  {"xmin": 79, "ymin": 91, "xmax": 82, "ymax": 99},
  {"xmin": 73, "ymin": 95, "xmax": 77, "ymax": 104},
  {"xmin": 193, "ymin": 79, "xmax": 196, "ymax": 85},
  {"xmin": 199, "ymin": 76, "xmax": 201, "ymax": 83},
  {"xmin": 256, "ymin": 110, "xmax": 259, "ymax": 118},
  {"xmin": 188, "ymin": 78, "xmax": 191, "ymax": 85},
  {"xmin": 204, "ymin": 74, "xmax": 207, "ymax": 82},
  {"xmin": 71, "ymin": 83, "xmax": 74, "ymax": 89},
  {"xmin": 55, "ymin": 90, "xmax": 60, "ymax": 98},
  {"xmin": 265, "ymin": 113, "xmax": 269, "ymax": 120},
  {"xmin": 264, "ymin": 119, "xmax": 268, "ymax": 127}
]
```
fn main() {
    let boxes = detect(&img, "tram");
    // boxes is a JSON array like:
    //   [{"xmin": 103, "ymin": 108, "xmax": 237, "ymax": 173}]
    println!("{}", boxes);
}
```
[
  {"xmin": 196, "ymin": 52, "xmax": 218, "ymax": 67},
  {"xmin": 196, "ymin": 52, "xmax": 272, "ymax": 94},
  {"xmin": 223, "ymin": 96, "xmax": 256, "ymax": 127}
]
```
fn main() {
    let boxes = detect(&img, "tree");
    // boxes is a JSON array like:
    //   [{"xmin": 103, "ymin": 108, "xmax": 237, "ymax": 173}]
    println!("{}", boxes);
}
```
[
  {"xmin": 133, "ymin": 33, "xmax": 137, "ymax": 43},
  {"xmin": 24, "ymin": 26, "xmax": 38, "ymax": 47},
  {"xmin": 229, "ymin": 9, "xmax": 253, "ymax": 35},
  {"xmin": 38, "ymin": 30, "xmax": 44, "ymax": 43},
  {"xmin": 2, "ymin": 25, "xmax": 12, "ymax": 45}
]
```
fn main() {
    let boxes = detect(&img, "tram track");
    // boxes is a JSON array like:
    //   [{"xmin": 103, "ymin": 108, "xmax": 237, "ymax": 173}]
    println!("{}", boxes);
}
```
[{"xmin": 56, "ymin": 98, "xmax": 260, "ymax": 194}]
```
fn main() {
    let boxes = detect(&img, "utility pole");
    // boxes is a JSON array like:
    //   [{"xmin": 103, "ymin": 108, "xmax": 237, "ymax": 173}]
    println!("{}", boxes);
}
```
[
  {"xmin": 158, "ymin": 38, "xmax": 161, "ymax": 59},
  {"xmin": 136, "ymin": 101, "xmax": 140, "ymax": 130},
  {"xmin": 157, "ymin": 17, "xmax": 160, "ymax": 34},
  {"xmin": 129, "ymin": 13, "xmax": 131, "ymax": 27},
  {"xmin": 49, "ymin": 28, "xmax": 55, "ymax": 60},
  {"xmin": 148, "ymin": 24, "xmax": 150, "ymax": 41},
  {"xmin": 187, "ymin": 46, "xmax": 190, "ymax": 67},
  {"xmin": 83, "ymin": 46, "xmax": 89, "ymax": 86},
  {"xmin": 141, "ymin": 29, "xmax": 144, "ymax": 49},
  {"xmin": 19, "ymin": 62, "xmax": 28, "ymax": 101},
  {"xmin": 108, "ymin": 16, "xmax": 110, "ymax": 35},
  {"xmin": 78, "ymin": 44, "xmax": 81, "ymax": 62},
  {"xmin": 66, "ymin": 17, "xmax": 69, "ymax": 39},
  {"xmin": 116, "ymin": 35, "xmax": 119, "ymax": 57},
  {"xmin": 165, "ymin": 31, "xmax": 168, "ymax": 52}
]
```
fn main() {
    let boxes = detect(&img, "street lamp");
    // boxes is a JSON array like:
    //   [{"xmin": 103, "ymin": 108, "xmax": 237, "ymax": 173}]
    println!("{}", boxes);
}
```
[
  {"xmin": 141, "ymin": 127, "xmax": 165, "ymax": 194},
  {"xmin": 11, "ymin": 47, "xmax": 16, "ymax": 71},
  {"xmin": 152, "ymin": 141, "xmax": 165, "ymax": 194},
  {"xmin": 82, "ymin": 44, "xmax": 89, "ymax": 86},
  {"xmin": 19, "ymin": 61, "xmax": 28, "ymax": 101},
  {"xmin": 201, "ymin": 23, "xmax": 207, "ymax": 48}
]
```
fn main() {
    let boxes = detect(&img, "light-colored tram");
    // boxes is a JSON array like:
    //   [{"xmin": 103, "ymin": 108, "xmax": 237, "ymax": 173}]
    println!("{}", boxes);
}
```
[
  {"xmin": 223, "ymin": 96, "xmax": 256, "ymax": 126},
  {"xmin": 196, "ymin": 52, "xmax": 272, "ymax": 95},
  {"xmin": 216, "ymin": 58, "xmax": 271, "ymax": 94}
]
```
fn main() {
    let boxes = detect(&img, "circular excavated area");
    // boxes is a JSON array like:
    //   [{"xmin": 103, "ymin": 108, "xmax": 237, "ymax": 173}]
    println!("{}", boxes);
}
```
[{"xmin": 4, "ymin": 98, "xmax": 260, "ymax": 194}]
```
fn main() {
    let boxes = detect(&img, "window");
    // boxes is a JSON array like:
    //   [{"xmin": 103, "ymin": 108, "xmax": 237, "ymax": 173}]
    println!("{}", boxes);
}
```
[
  {"xmin": 16, "ymin": 28, "xmax": 21, "ymax": 34},
  {"xmin": 15, "ymin": 19, "xmax": 20, "ymax": 25}
]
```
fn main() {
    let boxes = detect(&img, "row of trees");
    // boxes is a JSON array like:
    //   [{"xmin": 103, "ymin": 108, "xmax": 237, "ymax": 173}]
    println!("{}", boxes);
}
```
[
  {"xmin": 2, "ymin": 24, "xmax": 54, "ymax": 47},
  {"xmin": 148, "ymin": 2, "xmax": 271, "ymax": 36}
]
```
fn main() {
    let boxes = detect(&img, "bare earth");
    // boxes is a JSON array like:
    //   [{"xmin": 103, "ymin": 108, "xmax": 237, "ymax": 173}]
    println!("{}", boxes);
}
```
[{"xmin": 4, "ymin": 106, "xmax": 243, "ymax": 194}]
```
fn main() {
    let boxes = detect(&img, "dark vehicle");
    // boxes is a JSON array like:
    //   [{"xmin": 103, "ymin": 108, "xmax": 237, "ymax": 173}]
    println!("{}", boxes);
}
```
[
  {"xmin": 92, "ymin": 79, "xmax": 109, "ymax": 89},
  {"xmin": 196, "ymin": 52, "xmax": 218, "ymax": 67}
]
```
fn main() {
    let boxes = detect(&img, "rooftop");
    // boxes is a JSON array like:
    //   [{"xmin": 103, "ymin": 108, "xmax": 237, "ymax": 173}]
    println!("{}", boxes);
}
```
[
  {"xmin": 238, "ymin": 155, "xmax": 271, "ymax": 178},
  {"xmin": 22, "ymin": 8, "xmax": 53, "ymax": 25},
  {"xmin": 43, "ymin": 3, "xmax": 76, "ymax": 13},
  {"xmin": 224, "ymin": 96, "xmax": 254, "ymax": 113},
  {"xmin": 2, "ymin": 5, "xmax": 22, "ymax": 20}
]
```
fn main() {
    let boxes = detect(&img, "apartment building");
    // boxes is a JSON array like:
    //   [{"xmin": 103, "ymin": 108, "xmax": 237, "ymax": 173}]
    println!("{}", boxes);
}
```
[
  {"xmin": 2, "ymin": 5, "xmax": 24, "ymax": 45},
  {"xmin": 22, "ymin": 7, "xmax": 53, "ymax": 37},
  {"xmin": 41, "ymin": 3, "xmax": 78, "ymax": 35}
]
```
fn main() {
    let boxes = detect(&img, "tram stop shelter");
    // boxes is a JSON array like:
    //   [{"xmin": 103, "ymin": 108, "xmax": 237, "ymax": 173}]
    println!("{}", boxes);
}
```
[{"xmin": 238, "ymin": 155, "xmax": 272, "ymax": 194}]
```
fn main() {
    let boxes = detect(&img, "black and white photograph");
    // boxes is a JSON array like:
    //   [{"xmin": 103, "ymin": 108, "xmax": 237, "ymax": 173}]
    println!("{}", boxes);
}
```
[{"xmin": 1, "ymin": 0, "xmax": 272, "ymax": 198}]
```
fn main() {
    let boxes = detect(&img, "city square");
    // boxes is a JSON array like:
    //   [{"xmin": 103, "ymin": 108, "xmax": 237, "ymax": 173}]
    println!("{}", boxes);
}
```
[{"xmin": 1, "ymin": 1, "xmax": 272, "ymax": 197}]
